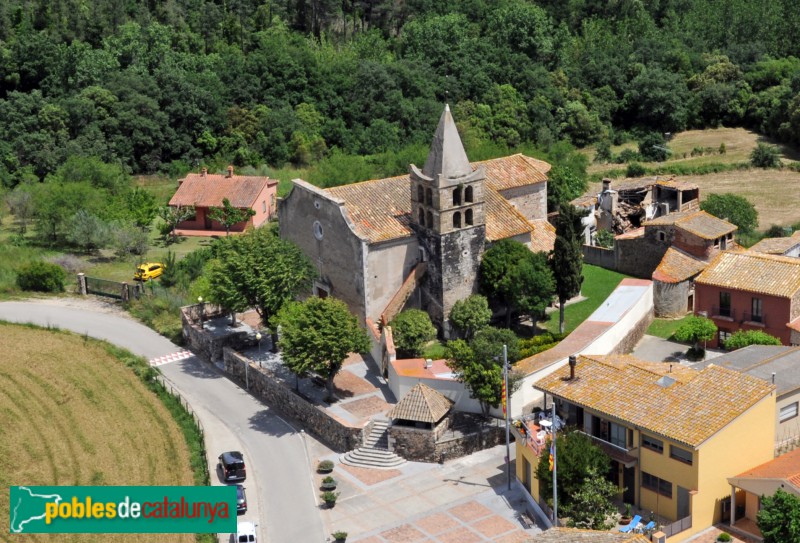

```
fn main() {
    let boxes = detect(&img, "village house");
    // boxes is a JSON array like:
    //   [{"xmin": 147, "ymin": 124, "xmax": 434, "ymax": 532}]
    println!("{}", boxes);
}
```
[
  {"xmin": 169, "ymin": 166, "xmax": 277, "ymax": 235},
  {"xmin": 515, "ymin": 354, "xmax": 775, "ymax": 542},
  {"xmin": 279, "ymin": 105, "xmax": 554, "ymax": 337},
  {"xmin": 746, "ymin": 230, "xmax": 800, "ymax": 257},
  {"xmin": 694, "ymin": 251, "xmax": 800, "ymax": 347}
]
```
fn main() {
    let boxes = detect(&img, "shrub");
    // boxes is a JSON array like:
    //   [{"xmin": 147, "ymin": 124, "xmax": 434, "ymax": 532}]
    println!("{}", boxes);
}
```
[
  {"xmin": 389, "ymin": 309, "xmax": 437, "ymax": 357},
  {"xmin": 317, "ymin": 460, "xmax": 334, "ymax": 473},
  {"xmin": 638, "ymin": 133, "xmax": 668, "ymax": 162},
  {"xmin": 322, "ymin": 490, "xmax": 339, "ymax": 505},
  {"xmin": 724, "ymin": 330, "xmax": 782, "ymax": 350},
  {"xmin": 615, "ymin": 148, "xmax": 643, "ymax": 164},
  {"xmin": 719, "ymin": 142, "xmax": 727, "ymax": 155},
  {"xmin": 322, "ymin": 475, "xmax": 335, "ymax": 484},
  {"xmin": 751, "ymin": 142, "xmax": 781, "ymax": 168},
  {"xmin": 716, "ymin": 533, "xmax": 732, "ymax": 542},
  {"xmin": 16, "ymin": 261, "xmax": 66, "ymax": 292},
  {"xmin": 595, "ymin": 229, "xmax": 615, "ymax": 248},
  {"xmin": 594, "ymin": 141, "xmax": 612, "ymax": 163},
  {"xmin": 332, "ymin": 530, "xmax": 348, "ymax": 541},
  {"xmin": 626, "ymin": 162, "xmax": 646, "ymax": 177}
]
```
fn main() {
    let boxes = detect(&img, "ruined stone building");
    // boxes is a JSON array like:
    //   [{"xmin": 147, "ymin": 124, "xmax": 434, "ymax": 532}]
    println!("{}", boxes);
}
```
[{"xmin": 279, "ymin": 105, "xmax": 554, "ymax": 337}]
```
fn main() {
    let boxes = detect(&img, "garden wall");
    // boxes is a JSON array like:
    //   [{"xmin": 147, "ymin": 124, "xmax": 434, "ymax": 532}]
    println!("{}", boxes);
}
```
[
  {"xmin": 390, "ymin": 414, "xmax": 504, "ymax": 463},
  {"xmin": 181, "ymin": 303, "xmax": 252, "ymax": 362}
]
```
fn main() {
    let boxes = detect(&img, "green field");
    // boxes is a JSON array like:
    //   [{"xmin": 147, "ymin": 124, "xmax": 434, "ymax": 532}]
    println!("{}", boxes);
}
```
[
  {"xmin": 543, "ymin": 264, "xmax": 630, "ymax": 335},
  {"xmin": 647, "ymin": 315, "xmax": 691, "ymax": 340},
  {"xmin": 0, "ymin": 323, "xmax": 198, "ymax": 542}
]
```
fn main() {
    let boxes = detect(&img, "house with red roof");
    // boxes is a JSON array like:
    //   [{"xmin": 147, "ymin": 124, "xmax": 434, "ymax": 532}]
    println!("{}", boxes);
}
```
[{"xmin": 168, "ymin": 166, "xmax": 277, "ymax": 235}]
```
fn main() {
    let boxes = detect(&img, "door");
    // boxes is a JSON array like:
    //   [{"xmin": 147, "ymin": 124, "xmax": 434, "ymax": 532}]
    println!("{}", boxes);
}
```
[
  {"xmin": 623, "ymin": 466, "xmax": 636, "ymax": 504},
  {"xmin": 677, "ymin": 486, "xmax": 690, "ymax": 519},
  {"xmin": 204, "ymin": 210, "xmax": 212, "ymax": 229},
  {"xmin": 522, "ymin": 457, "xmax": 531, "ymax": 492}
]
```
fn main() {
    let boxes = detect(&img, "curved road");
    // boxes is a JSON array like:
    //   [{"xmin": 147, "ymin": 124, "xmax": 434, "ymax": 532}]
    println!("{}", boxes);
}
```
[{"xmin": 0, "ymin": 300, "xmax": 325, "ymax": 543}]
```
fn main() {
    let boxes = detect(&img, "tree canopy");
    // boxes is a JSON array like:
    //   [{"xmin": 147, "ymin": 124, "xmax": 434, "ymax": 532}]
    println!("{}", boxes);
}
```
[
  {"xmin": 757, "ymin": 488, "xmax": 800, "ymax": 543},
  {"xmin": 551, "ymin": 204, "xmax": 586, "ymax": 334},
  {"xmin": 449, "ymin": 294, "xmax": 492, "ymax": 340},
  {"xmin": 724, "ymin": 330, "xmax": 782, "ymax": 350},
  {"xmin": 389, "ymin": 309, "xmax": 437, "ymax": 358},
  {"xmin": 700, "ymin": 193, "xmax": 759, "ymax": 233}
]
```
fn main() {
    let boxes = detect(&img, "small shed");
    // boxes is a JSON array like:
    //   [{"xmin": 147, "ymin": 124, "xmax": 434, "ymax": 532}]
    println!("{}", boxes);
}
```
[{"xmin": 387, "ymin": 382, "xmax": 454, "ymax": 429}]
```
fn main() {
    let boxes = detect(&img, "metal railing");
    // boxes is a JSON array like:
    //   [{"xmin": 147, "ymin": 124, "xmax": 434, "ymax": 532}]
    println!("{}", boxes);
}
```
[
  {"xmin": 742, "ymin": 312, "xmax": 765, "ymax": 325},
  {"xmin": 712, "ymin": 306, "xmax": 734, "ymax": 319}
]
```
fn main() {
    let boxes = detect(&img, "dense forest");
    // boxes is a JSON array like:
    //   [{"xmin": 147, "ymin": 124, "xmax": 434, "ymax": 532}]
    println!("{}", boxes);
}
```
[{"xmin": 1, "ymin": 0, "xmax": 799, "ymax": 188}]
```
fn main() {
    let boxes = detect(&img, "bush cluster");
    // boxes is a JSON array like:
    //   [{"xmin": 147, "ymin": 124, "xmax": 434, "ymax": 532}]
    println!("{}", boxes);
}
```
[{"xmin": 16, "ymin": 261, "xmax": 66, "ymax": 292}]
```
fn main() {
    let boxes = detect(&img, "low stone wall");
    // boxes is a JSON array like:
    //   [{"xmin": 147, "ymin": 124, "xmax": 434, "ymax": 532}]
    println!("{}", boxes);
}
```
[
  {"xmin": 390, "ymin": 414, "xmax": 505, "ymax": 463},
  {"xmin": 181, "ymin": 304, "xmax": 252, "ymax": 362},
  {"xmin": 610, "ymin": 306, "xmax": 653, "ymax": 355},
  {"xmin": 223, "ymin": 348, "xmax": 364, "ymax": 452},
  {"xmin": 582, "ymin": 244, "xmax": 616, "ymax": 270}
]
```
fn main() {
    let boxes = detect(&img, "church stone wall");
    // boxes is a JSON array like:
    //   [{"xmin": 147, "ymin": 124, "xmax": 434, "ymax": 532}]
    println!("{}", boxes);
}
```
[
  {"xmin": 654, "ymin": 279, "xmax": 690, "ymax": 318},
  {"xmin": 279, "ymin": 181, "xmax": 367, "ymax": 321},
  {"xmin": 498, "ymin": 182, "xmax": 547, "ymax": 222},
  {"xmin": 366, "ymin": 238, "xmax": 420, "ymax": 322}
]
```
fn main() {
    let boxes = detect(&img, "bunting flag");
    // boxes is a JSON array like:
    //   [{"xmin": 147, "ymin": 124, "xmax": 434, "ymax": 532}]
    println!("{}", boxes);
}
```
[
  {"xmin": 549, "ymin": 443, "xmax": 555, "ymax": 472},
  {"xmin": 501, "ymin": 378, "xmax": 507, "ymax": 416}
]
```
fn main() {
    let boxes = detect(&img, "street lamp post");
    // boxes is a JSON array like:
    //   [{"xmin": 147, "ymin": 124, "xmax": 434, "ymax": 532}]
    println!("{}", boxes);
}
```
[
  {"xmin": 503, "ymin": 344, "xmax": 511, "ymax": 491},
  {"xmin": 197, "ymin": 296, "xmax": 204, "ymax": 327},
  {"xmin": 255, "ymin": 332, "xmax": 262, "ymax": 368}
]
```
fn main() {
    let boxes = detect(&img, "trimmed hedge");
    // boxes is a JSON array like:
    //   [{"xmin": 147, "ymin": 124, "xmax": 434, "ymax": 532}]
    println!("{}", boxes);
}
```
[{"xmin": 16, "ymin": 261, "xmax": 66, "ymax": 292}]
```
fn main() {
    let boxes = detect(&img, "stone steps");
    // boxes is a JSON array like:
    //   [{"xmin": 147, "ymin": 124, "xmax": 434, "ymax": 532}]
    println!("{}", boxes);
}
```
[{"xmin": 340, "ymin": 447, "xmax": 406, "ymax": 469}]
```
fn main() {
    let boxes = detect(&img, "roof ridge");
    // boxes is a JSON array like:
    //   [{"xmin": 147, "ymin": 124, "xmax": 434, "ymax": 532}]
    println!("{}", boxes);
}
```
[
  {"xmin": 727, "ymin": 249, "xmax": 800, "ymax": 265},
  {"xmin": 740, "ymin": 345, "xmax": 800, "ymax": 372},
  {"xmin": 325, "ymin": 173, "xmax": 408, "ymax": 193}
]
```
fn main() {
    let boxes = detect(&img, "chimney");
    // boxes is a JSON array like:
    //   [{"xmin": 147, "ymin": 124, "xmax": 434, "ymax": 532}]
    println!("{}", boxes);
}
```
[
  {"xmin": 568, "ymin": 355, "xmax": 577, "ymax": 380},
  {"xmin": 669, "ymin": 364, "xmax": 673, "ymax": 373},
  {"xmin": 226, "ymin": 165, "xmax": 234, "ymax": 178},
  {"xmin": 200, "ymin": 167, "xmax": 207, "ymax": 178},
  {"xmin": 602, "ymin": 178, "xmax": 611, "ymax": 192},
  {"xmin": 772, "ymin": 372, "xmax": 776, "ymax": 384}
]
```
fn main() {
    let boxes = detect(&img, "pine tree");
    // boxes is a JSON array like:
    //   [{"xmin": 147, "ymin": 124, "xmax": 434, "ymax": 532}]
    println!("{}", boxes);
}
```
[{"xmin": 551, "ymin": 204, "xmax": 587, "ymax": 334}]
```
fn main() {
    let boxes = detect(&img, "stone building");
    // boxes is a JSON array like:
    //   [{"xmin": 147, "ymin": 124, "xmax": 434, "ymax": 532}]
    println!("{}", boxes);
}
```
[{"xmin": 279, "ymin": 105, "xmax": 554, "ymax": 336}]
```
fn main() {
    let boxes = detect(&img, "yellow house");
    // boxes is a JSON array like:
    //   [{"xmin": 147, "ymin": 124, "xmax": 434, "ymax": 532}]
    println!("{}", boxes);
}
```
[{"xmin": 516, "ymin": 354, "xmax": 776, "ymax": 542}]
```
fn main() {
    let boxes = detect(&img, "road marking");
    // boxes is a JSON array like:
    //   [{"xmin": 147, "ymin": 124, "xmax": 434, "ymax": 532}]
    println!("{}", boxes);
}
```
[{"xmin": 149, "ymin": 350, "xmax": 194, "ymax": 367}]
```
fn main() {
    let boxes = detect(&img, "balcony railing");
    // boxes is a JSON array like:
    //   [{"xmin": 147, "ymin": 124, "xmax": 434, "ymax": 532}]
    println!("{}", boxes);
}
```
[
  {"xmin": 742, "ymin": 312, "xmax": 766, "ymax": 325},
  {"xmin": 712, "ymin": 306, "xmax": 734, "ymax": 319},
  {"xmin": 662, "ymin": 515, "xmax": 692, "ymax": 537}
]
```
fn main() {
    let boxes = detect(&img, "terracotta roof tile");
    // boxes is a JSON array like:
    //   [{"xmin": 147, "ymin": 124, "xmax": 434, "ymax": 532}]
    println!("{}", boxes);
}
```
[
  {"xmin": 170, "ymin": 173, "xmax": 274, "ymax": 208},
  {"xmin": 748, "ymin": 231, "xmax": 800, "ymax": 255},
  {"xmin": 530, "ymin": 220, "xmax": 557, "ymax": 253},
  {"xmin": 386, "ymin": 383, "xmax": 454, "ymax": 423},
  {"xmin": 652, "ymin": 247, "xmax": 708, "ymax": 283},
  {"xmin": 527, "ymin": 528, "xmax": 650, "ymax": 543},
  {"xmin": 696, "ymin": 251, "xmax": 800, "ymax": 298},
  {"xmin": 733, "ymin": 448, "xmax": 800, "ymax": 482},
  {"xmin": 534, "ymin": 355, "xmax": 774, "ymax": 447},
  {"xmin": 646, "ymin": 210, "xmax": 736, "ymax": 240},
  {"xmin": 325, "ymin": 155, "xmax": 547, "ymax": 243}
]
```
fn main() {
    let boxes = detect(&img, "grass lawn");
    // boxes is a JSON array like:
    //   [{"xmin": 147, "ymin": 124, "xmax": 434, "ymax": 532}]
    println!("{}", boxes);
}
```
[
  {"xmin": 647, "ymin": 315, "xmax": 690, "ymax": 340},
  {"xmin": 0, "ymin": 323, "xmax": 198, "ymax": 542},
  {"xmin": 542, "ymin": 264, "xmax": 629, "ymax": 335},
  {"xmin": 422, "ymin": 341, "xmax": 448, "ymax": 360}
]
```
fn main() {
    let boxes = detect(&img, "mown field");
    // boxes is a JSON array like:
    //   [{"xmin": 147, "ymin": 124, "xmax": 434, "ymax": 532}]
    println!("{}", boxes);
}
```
[
  {"xmin": 0, "ymin": 323, "xmax": 195, "ymax": 543},
  {"xmin": 582, "ymin": 127, "xmax": 800, "ymax": 228}
]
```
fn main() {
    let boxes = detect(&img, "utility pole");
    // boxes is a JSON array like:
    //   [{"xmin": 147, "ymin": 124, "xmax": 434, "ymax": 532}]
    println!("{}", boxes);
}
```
[
  {"xmin": 552, "ymin": 401, "xmax": 558, "ymax": 525},
  {"xmin": 503, "ymin": 344, "xmax": 511, "ymax": 491}
]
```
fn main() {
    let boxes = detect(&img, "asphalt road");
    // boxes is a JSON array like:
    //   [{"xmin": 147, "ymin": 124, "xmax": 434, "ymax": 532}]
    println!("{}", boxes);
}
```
[{"xmin": 0, "ymin": 300, "xmax": 325, "ymax": 543}]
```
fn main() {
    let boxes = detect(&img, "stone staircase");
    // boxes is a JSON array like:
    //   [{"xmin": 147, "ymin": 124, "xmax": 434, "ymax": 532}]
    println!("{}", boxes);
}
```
[{"xmin": 340, "ymin": 420, "xmax": 407, "ymax": 469}]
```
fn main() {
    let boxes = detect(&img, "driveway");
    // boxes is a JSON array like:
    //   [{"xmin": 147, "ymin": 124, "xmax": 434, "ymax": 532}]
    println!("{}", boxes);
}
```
[
  {"xmin": 0, "ymin": 298, "xmax": 325, "ymax": 543},
  {"xmin": 632, "ymin": 334, "xmax": 725, "ymax": 365}
]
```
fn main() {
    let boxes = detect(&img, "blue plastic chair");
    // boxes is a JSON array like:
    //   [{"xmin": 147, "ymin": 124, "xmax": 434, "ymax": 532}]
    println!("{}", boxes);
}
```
[
  {"xmin": 619, "ymin": 515, "xmax": 642, "ymax": 533},
  {"xmin": 641, "ymin": 520, "xmax": 656, "ymax": 533}
]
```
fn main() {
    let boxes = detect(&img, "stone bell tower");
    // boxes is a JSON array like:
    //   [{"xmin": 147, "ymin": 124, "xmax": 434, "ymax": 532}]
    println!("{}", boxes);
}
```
[{"xmin": 410, "ymin": 105, "xmax": 486, "ymax": 337}]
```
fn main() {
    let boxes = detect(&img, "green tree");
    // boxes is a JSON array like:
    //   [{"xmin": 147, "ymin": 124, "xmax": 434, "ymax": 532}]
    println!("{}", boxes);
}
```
[
  {"xmin": 593, "ymin": 141, "xmax": 612, "ymax": 163},
  {"xmin": 125, "ymin": 187, "xmax": 158, "ymax": 229},
  {"xmin": 724, "ymin": 330, "xmax": 782, "ymax": 350},
  {"xmin": 751, "ymin": 143, "xmax": 781, "ymax": 168},
  {"xmin": 674, "ymin": 316, "xmax": 717, "ymax": 353},
  {"xmin": 639, "ymin": 132, "xmax": 669, "ymax": 162},
  {"xmin": 158, "ymin": 251, "xmax": 179, "ymax": 288},
  {"xmin": 112, "ymin": 222, "xmax": 149, "ymax": 259},
  {"xmin": 757, "ymin": 488, "xmax": 800, "ymax": 543},
  {"xmin": 471, "ymin": 326, "xmax": 521, "ymax": 365},
  {"xmin": 279, "ymin": 297, "xmax": 369, "ymax": 401},
  {"xmin": 389, "ymin": 309, "xmax": 437, "ymax": 358},
  {"xmin": 536, "ymin": 431, "xmax": 612, "ymax": 512},
  {"xmin": 158, "ymin": 205, "xmax": 196, "ymax": 242},
  {"xmin": 701, "ymin": 193, "xmax": 758, "ymax": 233},
  {"xmin": 449, "ymin": 294, "xmax": 492, "ymax": 340},
  {"xmin": 562, "ymin": 467, "xmax": 618, "ymax": 530},
  {"xmin": 208, "ymin": 197, "xmax": 256, "ymax": 236},
  {"xmin": 5, "ymin": 187, "xmax": 34, "ymax": 233},
  {"xmin": 206, "ymin": 228, "xmax": 317, "ymax": 348},
  {"xmin": 66, "ymin": 210, "xmax": 111, "ymax": 254},
  {"xmin": 551, "ymin": 204, "xmax": 586, "ymax": 334},
  {"xmin": 445, "ymin": 338, "xmax": 504, "ymax": 417}
]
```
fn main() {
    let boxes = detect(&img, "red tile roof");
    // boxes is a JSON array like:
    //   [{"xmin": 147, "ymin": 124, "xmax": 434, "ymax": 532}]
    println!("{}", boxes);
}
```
[
  {"xmin": 696, "ymin": 251, "xmax": 800, "ymax": 298},
  {"xmin": 733, "ymin": 447, "xmax": 800, "ymax": 487},
  {"xmin": 170, "ymin": 172, "xmax": 275, "ymax": 208},
  {"xmin": 652, "ymin": 247, "xmax": 708, "ymax": 283},
  {"xmin": 530, "ymin": 220, "xmax": 557, "ymax": 253},
  {"xmin": 748, "ymin": 231, "xmax": 800, "ymax": 255},
  {"xmin": 646, "ymin": 210, "xmax": 736, "ymax": 240}
]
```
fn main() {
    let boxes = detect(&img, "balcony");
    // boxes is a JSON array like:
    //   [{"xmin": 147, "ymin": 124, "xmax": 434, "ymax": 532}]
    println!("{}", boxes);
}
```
[
  {"xmin": 742, "ymin": 312, "xmax": 766, "ymax": 326},
  {"xmin": 712, "ymin": 306, "xmax": 735, "ymax": 320},
  {"xmin": 577, "ymin": 431, "xmax": 638, "ymax": 468}
]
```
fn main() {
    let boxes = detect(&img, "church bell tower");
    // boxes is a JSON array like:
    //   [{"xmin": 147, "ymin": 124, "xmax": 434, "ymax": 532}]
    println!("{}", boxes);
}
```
[{"xmin": 410, "ymin": 105, "xmax": 486, "ymax": 337}]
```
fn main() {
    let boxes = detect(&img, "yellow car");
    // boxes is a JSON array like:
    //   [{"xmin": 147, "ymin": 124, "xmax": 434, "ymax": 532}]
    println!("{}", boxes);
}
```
[{"xmin": 134, "ymin": 262, "xmax": 165, "ymax": 281}]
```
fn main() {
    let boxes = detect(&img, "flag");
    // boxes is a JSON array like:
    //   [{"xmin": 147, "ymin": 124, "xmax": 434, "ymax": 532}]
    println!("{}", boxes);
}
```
[
  {"xmin": 549, "ymin": 443, "xmax": 554, "ymax": 472},
  {"xmin": 501, "ymin": 378, "xmax": 507, "ymax": 416}
]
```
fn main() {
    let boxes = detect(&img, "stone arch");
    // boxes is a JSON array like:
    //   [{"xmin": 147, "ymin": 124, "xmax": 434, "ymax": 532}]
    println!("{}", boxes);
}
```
[
  {"xmin": 426, "ymin": 211, "xmax": 433, "ymax": 228},
  {"xmin": 453, "ymin": 187, "xmax": 462, "ymax": 206},
  {"xmin": 465, "ymin": 208, "xmax": 473, "ymax": 226},
  {"xmin": 465, "ymin": 186, "xmax": 474, "ymax": 203},
  {"xmin": 453, "ymin": 212, "xmax": 462, "ymax": 228},
  {"xmin": 417, "ymin": 184, "xmax": 425, "ymax": 203},
  {"xmin": 425, "ymin": 188, "xmax": 432, "ymax": 205},
  {"xmin": 419, "ymin": 207, "xmax": 426, "ymax": 226}
]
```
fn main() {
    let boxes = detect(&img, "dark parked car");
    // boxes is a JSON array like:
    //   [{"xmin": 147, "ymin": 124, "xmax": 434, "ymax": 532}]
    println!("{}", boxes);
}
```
[
  {"xmin": 218, "ymin": 451, "xmax": 246, "ymax": 482},
  {"xmin": 235, "ymin": 484, "xmax": 247, "ymax": 514}
]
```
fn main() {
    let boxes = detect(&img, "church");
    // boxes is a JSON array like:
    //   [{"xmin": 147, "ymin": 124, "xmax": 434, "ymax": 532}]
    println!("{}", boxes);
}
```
[{"xmin": 279, "ymin": 105, "xmax": 554, "ymax": 337}]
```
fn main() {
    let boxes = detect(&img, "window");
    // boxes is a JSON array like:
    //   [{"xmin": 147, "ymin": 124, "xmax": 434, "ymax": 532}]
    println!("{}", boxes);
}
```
[
  {"xmin": 608, "ymin": 422, "xmax": 627, "ymax": 448},
  {"xmin": 658, "ymin": 231, "xmax": 666, "ymax": 242},
  {"xmin": 719, "ymin": 292, "xmax": 731, "ymax": 317},
  {"xmin": 719, "ymin": 329, "xmax": 732, "ymax": 344},
  {"xmin": 642, "ymin": 471, "xmax": 673, "ymax": 498},
  {"xmin": 453, "ymin": 187, "xmax": 462, "ymax": 206},
  {"xmin": 426, "ymin": 211, "xmax": 433, "ymax": 228},
  {"xmin": 465, "ymin": 186, "xmax": 474, "ymax": 203},
  {"xmin": 425, "ymin": 188, "xmax": 432, "ymax": 205},
  {"xmin": 417, "ymin": 185, "xmax": 424, "ymax": 202},
  {"xmin": 670, "ymin": 445, "xmax": 693, "ymax": 465},
  {"xmin": 465, "ymin": 209, "xmax": 473, "ymax": 226},
  {"xmin": 453, "ymin": 212, "xmax": 461, "ymax": 228},
  {"xmin": 262, "ymin": 200, "xmax": 266, "ymax": 213},
  {"xmin": 642, "ymin": 435, "xmax": 664, "ymax": 453},
  {"xmin": 313, "ymin": 220, "xmax": 324, "ymax": 240},
  {"xmin": 419, "ymin": 208, "xmax": 425, "ymax": 226},
  {"xmin": 780, "ymin": 402, "xmax": 799, "ymax": 422},
  {"xmin": 752, "ymin": 298, "xmax": 763, "ymax": 322}
]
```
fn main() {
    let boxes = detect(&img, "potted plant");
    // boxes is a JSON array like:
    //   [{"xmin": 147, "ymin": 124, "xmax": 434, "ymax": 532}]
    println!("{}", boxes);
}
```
[
  {"xmin": 332, "ymin": 530, "xmax": 348, "ymax": 542},
  {"xmin": 321, "ymin": 476, "xmax": 337, "ymax": 490},
  {"xmin": 716, "ymin": 533, "xmax": 732, "ymax": 542},
  {"xmin": 322, "ymin": 490, "xmax": 339, "ymax": 508},
  {"xmin": 317, "ymin": 459, "xmax": 334, "ymax": 473},
  {"xmin": 620, "ymin": 503, "xmax": 633, "ymax": 523}
]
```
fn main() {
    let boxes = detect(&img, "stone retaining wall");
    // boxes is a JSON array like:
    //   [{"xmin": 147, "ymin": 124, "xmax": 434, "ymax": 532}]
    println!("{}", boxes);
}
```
[
  {"xmin": 223, "ymin": 348, "xmax": 364, "ymax": 452},
  {"xmin": 181, "ymin": 304, "xmax": 252, "ymax": 362},
  {"xmin": 390, "ymin": 414, "xmax": 505, "ymax": 463}
]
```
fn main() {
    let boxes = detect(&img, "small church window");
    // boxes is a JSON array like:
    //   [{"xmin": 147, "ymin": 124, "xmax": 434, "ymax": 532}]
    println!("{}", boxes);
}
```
[
  {"xmin": 465, "ymin": 186, "xmax": 474, "ymax": 203},
  {"xmin": 658, "ymin": 231, "xmax": 666, "ymax": 242},
  {"xmin": 453, "ymin": 212, "xmax": 462, "ymax": 228},
  {"xmin": 417, "ymin": 184, "xmax": 424, "ymax": 203},
  {"xmin": 426, "ymin": 188, "xmax": 432, "ymax": 205},
  {"xmin": 426, "ymin": 211, "xmax": 433, "ymax": 228},
  {"xmin": 313, "ymin": 220, "xmax": 324, "ymax": 240},
  {"xmin": 465, "ymin": 209, "xmax": 473, "ymax": 226},
  {"xmin": 419, "ymin": 208, "xmax": 425, "ymax": 226},
  {"xmin": 453, "ymin": 187, "xmax": 462, "ymax": 206}
]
